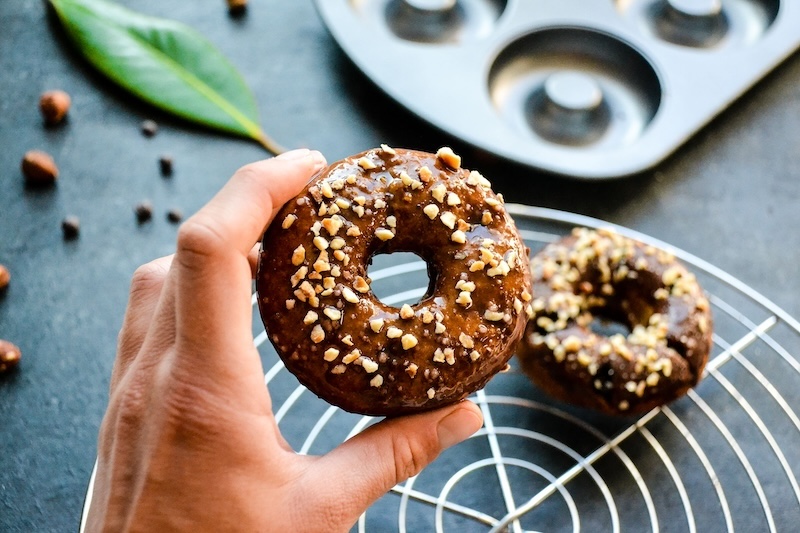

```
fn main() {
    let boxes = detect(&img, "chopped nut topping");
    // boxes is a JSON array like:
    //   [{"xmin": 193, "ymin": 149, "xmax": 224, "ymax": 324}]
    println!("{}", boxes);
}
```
[
  {"xmin": 433, "ymin": 348, "xmax": 445, "ymax": 363},
  {"xmin": 399, "ymin": 172, "xmax": 414, "ymax": 187},
  {"xmin": 434, "ymin": 322, "xmax": 446, "ymax": 334},
  {"xmin": 282, "ymin": 214, "xmax": 297, "ymax": 229},
  {"xmin": 341, "ymin": 286, "xmax": 359, "ymax": 304},
  {"xmin": 422, "ymin": 310, "xmax": 435, "ymax": 323},
  {"xmin": 451, "ymin": 230, "xmax": 467, "ymax": 244},
  {"xmin": 440, "ymin": 211, "xmax": 456, "ymax": 229},
  {"xmin": 484, "ymin": 310, "xmax": 504, "ymax": 321},
  {"xmin": 291, "ymin": 245, "xmax": 306, "ymax": 266},
  {"xmin": 310, "ymin": 324, "xmax": 325, "ymax": 343},
  {"xmin": 400, "ymin": 304, "xmax": 415, "ymax": 319},
  {"xmin": 335, "ymin": 198, "xmax": 351, "ymax": 210},
  {"xmin": 470, "ymin": 261, "xmax": 485, "ymax": 272},
  {"xmin": 303, "ymin": 311, "xmax": 319, "ymax": 325},
  {"xmin": 456, "ymin": 291, "xmax": 472, "ymax": 307},
  {"xmin": 341, "ymin": 334, "xmax": 354, "ymax": 346},
  {"xmin": 370, "ymin": 375, "xmax": 384, "ymax": 387},
  {"xmin": 324, "ymin": 348, "xmax": 339, "ymax": 362},
  {"xmin": 562, "ymin": 335, "xmax": 582, "ymax": 352},
  {"xmin": 320, "ymin": 181, "xmax": 334, "ymax": 199},
  {"xmin": 423, "ymin": 204, "xmax": 440, "ymax": 220},
  {"xmin": 459, "ymin": 333, "xmax": 475, "ymax": 349},
  {"xmin": 354, "ymin": 276, "xmax": 370, "ymax": 293},
  {"xmin": 374, "ymin": 199, "xmax": 387, "ymax": 209},
  {"xmin": 346, "ymin": 174, "xmax": 357, "ymax": 184},
  {"xmin": 375, "ymin": 228, "xmax": 394, "ymax": 241},
  {"xmin": 370, "ymin": 318, "xmax": 385, "ymax": 333},
  {"xmin": 418, "ymin": 166, "xmax": 432, "ymax": 182},
  {"xmin": 358, "ymin": 157, "xmax": 376, "ymax": 170},
  {"xmin": 330, "ymin": 364, "xmax": 346, "ymax": 375},
  {"xmin": 313, "ymin": 236, "xmax": 329, "ymax": 251},
  {"xmin": 427, "ymin": 388, "xmax": 435, "ymax": 399},
  {"xmin": 342, "ymin": 349, "xmax": 361, "ymax": 364},
  {"xmin": 514, "ymin": 298, "xmax": 523, "ymax": 314},
  {"xmin": 380, "ymin": 144, "xmax": 396, "ymax": 155},
  {"xmin": 285, "ymin": 299, "xmax": 296, "ymax": 310},
  {"xmin": 455, "ymin": 280, "xmax": 476, "ymax": 292},
  {"xmin": 401, "ymin": 334, "xmax": 418, "ymax": 350},
  {"xmin": 431, "ymin": 184, "xmax": 447, "ymax": 203},
  {"xmin": 486, "ymin": 197, "xmax": 501, "ymax": 208},
  {"xmin": 481, "ymin": 211, "xmax": 493, "ymax": 225},
  {"xmin": 466, "ymin": 170, "xmax": 490, "ymax": 188},
  {"xmin": 353, "ymin": 195, "xmax": 366, "ymax": 206},
  {"xmin": 470, "ymin": 350, "xmax": 481, "ymax": 361},
  {"xmin": 386, "ymin": 215, "xmax": 397, "ymax": 228},
  {"xmin": 346, "ymin": 226, "xmax": 361, "ymax": 237},
  {"xmin": 444, "ymin": 348, "xmax": 456, "ymax": 365},
  {"xmin": 352, "ymin": 205, "xmax": 365, "ymax": 218},
  {"xmin": 323, "ymin": 307, "xmax": 342, "ymax": 321},
  {"xmin": 322, "ymin": 216, "xmax": 343, "ymax": 236},
  {"xmin": 291, "ymin": 266, "xmax": 308, "ymax": 287},
  {"xmin": 330, "ymin": 237, "xmax": 346, "ymax": 250},
  {"xmin": 386, "ymin": 327, "xmax": 403, "ymax": 339},
  {"xmin": 436, "ymin": 147, "xmax": 461, "ymax": 169},
  {"xmin": 446, "ymin": 192, "xmax": 461, "ymax": 206},
  {"xmin": 362, "ymin": 358, "xmax": 379, "ymax": 373},
  {"xmin": 406, "ymin": 363, "xmax": 418, "ymax": 378}
]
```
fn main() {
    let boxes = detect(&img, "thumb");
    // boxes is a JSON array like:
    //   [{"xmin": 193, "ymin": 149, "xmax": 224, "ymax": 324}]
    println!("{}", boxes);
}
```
[{"xmin": 301, "ymin": 401, "xmax": 483, "ymax": 528}]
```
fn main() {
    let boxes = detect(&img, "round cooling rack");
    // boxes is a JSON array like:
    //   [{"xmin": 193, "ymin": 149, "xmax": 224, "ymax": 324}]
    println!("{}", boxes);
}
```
[{"xmin": 80, "ymin": 206, "xmax": 800, "ymax": 532}]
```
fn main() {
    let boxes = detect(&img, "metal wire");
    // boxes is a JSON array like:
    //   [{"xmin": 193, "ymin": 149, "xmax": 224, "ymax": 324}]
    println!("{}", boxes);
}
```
[{"xmin": 81, "ymin": 207, "xmax": 800, "ymax": 532}]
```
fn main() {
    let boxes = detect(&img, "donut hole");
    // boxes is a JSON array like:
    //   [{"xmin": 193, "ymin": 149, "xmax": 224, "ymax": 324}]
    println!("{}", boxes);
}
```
[
  {"xmin": 587, "ymin": 315, "xmax": 630, "ymax": 338},
  {"xmin": 367, "ymin": 251, "xmax": 432, "ymax": 306}
]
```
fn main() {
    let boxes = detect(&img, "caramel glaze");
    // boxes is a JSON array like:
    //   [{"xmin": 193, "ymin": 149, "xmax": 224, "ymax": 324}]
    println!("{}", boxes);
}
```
[
  {"xmin": 517, "ymin": 228, "xmax": 713, "ymax": 416},
  {"xmin": 257, "ymin": 147, "xmax": 533, "ymax": 416}
]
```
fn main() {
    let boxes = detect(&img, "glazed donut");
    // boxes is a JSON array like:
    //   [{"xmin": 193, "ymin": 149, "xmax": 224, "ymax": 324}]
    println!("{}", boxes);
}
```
[
  {"xmin": 256, "ymin": 146, "xmax": 532, "ymax": 416},
  {"xmin": 517, "ymin": 227, "xmax": 712, "ymax": 416}
]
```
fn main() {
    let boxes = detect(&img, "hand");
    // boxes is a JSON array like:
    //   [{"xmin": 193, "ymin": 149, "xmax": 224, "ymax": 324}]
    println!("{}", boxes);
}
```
[{"xmin": 86, "ymin": 149, "xmax": 484, "ymax": 532}]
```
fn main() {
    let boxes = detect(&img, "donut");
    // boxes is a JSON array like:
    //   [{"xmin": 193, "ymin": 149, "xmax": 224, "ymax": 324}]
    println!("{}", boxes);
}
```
[
  {"xmin": 516, "ymin": 227, "xmax": 712, "ymax": 416},
  {"xmin": 256, "ymin": 146, "xmax": 533, "ymax": 416}
]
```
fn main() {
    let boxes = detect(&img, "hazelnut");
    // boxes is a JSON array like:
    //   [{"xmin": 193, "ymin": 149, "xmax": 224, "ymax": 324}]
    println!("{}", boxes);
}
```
[
  {"xmin": 135, "ymin": 200, "xmax": 154, "ymax": 223},
  {"xmin": 21, "ymin": 150, "xmax": 58, "ymax": 186},
  {"xmin": 0, "ymin": 340, "xmax": 21, "ymax": 374},
  {"xmin": 62, "ymin": 216, "xmax": 80, "ymax": 239},
  {"xmin": 39, "ymin": 90, "xmax": 71, "ymax": 126},
  {"xmin": 0, "ymin": 264, "xmax": 9, "ymax": 291},
  {"xmin": 227, "ymin": 0, "xmax": 247, "ymax": 15},
  {"xmin": 140, "ymin": 120, "xmax": 158, "ymax": 137}
]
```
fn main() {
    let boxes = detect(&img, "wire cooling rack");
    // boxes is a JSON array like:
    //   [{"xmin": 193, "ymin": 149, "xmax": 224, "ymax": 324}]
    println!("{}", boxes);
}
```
[{"xmin": 81, "ymin": 206, "xmax": 800, "ymax": 532}]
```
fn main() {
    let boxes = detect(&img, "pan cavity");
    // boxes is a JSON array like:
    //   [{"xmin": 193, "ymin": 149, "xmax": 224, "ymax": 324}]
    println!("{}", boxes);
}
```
[
  {"xmin": 616, "ymin": 0, "xmax": 779, "ymax": 48},
  {"xmin": 488, "ymin": 28, "xmax": 661, "ymax": 150},
  {"xmin": 384, "ymin": 0, "xmax": 506, "ymax": 44}
]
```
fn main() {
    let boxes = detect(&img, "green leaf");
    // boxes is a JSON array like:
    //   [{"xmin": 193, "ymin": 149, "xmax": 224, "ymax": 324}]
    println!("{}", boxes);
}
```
[{"xmin": 49, "ymin": 0, "xmax": 282, "ymax": 153}]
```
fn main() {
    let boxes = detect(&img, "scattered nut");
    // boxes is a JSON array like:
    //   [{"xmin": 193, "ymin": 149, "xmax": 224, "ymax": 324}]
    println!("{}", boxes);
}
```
[
  {"xmin": 159, "ymin": 155, "xmax": 173, "ymax": 176},
  {"xmin": 0, "ymin": 340, "xmax": 21, "ymax": 374},
  {"xmin": 166, "ymin": 208, "xmax": 183, "ymax": 223},
  {"xmin": 39, "ymin": 90, "xmax": 71, "ymax": 126},
  {"xmin": 140, "ymin": 119, "xmax": 158, "ymax": 137},
  {"xmin": 21, "ymin": 150, "xmax": 58, "ymax": 186},
  {"xmin": 227, "ymin": 0, "xmax": 247, "ymax": 15},
  {"xmin": 61, "ymin": 216, "xmax": 80, "ymax": 239},
  {"xmin": 0, "ymin": 264, "xmax": 10, "ymax": 291},
  {"xmin": 135, "ymin": 200, "xmax": 154, "ymax": 223}
]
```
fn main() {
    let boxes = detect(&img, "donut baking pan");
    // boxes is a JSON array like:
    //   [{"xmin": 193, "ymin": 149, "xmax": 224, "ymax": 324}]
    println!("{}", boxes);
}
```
[
  {"xmin": 313, "ymin": 0, "xmax": 800, "ymax": 179},
  {"xmin": 82, "ymin": 207, "xmax": 800, "ymax": 532}
]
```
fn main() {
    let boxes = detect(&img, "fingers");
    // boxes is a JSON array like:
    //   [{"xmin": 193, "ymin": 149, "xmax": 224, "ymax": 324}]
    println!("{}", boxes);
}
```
[
  {"xmin": 111, "ymin": 255, "xmax": 173, "ymax": 391},
  {"xmin": 172, "ymin": 150, "xmax": 326, "ymax": 381},
  {"xmin": 301, "ymin": 401, "xmax": 483, "ymax": 526}
]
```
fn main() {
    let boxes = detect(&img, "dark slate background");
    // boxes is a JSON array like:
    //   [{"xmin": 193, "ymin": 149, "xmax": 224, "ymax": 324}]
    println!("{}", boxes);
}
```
[{"xmin": 1, "ymin": 1, "xmax": 799, "ymax": 531}]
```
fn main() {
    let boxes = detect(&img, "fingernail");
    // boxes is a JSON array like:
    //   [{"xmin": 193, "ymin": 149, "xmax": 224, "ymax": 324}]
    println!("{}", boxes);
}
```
[
  {"xmin": 276, "ymin": 148, "xmax": 311, "ymax": 160},
  {"xmin": 437, "ymin": 402, "xmax": 483, "ymax": 449},
  {"xmin": 309, "ymin": 150, "xmax": 327, "ymax": 170}
]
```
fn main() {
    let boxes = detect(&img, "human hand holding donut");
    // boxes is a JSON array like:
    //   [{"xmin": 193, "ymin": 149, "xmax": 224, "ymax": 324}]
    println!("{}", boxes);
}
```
[{"xmin": 86, "ymin": 149, "xmax": 483, "ymax": 532}]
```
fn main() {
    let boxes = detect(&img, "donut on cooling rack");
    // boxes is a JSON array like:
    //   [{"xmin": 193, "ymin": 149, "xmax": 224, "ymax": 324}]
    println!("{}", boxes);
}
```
[
  {"xmin": 256, "ymin": 146, "xmax": 533, "ymax": 416},
  {"xmin": 516, "ymin": 227, "xmax": 713, "ymax": 416}
]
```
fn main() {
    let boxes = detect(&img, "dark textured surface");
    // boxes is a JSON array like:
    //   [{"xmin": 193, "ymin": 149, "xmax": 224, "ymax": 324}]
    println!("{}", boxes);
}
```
[{"xmin": 0, "ymin": 0, "xmax": 798, "ymax": 531}]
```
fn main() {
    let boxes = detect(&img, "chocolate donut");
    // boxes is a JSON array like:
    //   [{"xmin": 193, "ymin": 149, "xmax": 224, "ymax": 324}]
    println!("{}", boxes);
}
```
[
  {"xmin": 256, "ymin": 146, "xmax": 533, "ymax": 416},
  {"xmin": 517, "ymin": 227, "xmax": 712, "ymax": 416}
]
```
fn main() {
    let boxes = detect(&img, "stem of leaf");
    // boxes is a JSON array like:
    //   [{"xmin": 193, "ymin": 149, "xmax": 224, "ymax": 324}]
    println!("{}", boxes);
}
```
[{"xmin": 256, "ymin": 130, "xmax": 286, "ymax": 156}]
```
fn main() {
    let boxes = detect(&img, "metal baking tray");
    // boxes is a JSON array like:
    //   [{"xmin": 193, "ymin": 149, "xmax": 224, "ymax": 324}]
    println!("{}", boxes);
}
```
[{"xmin": 313, "ymin": 0, "xmax": 800, "ymax": 179}]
